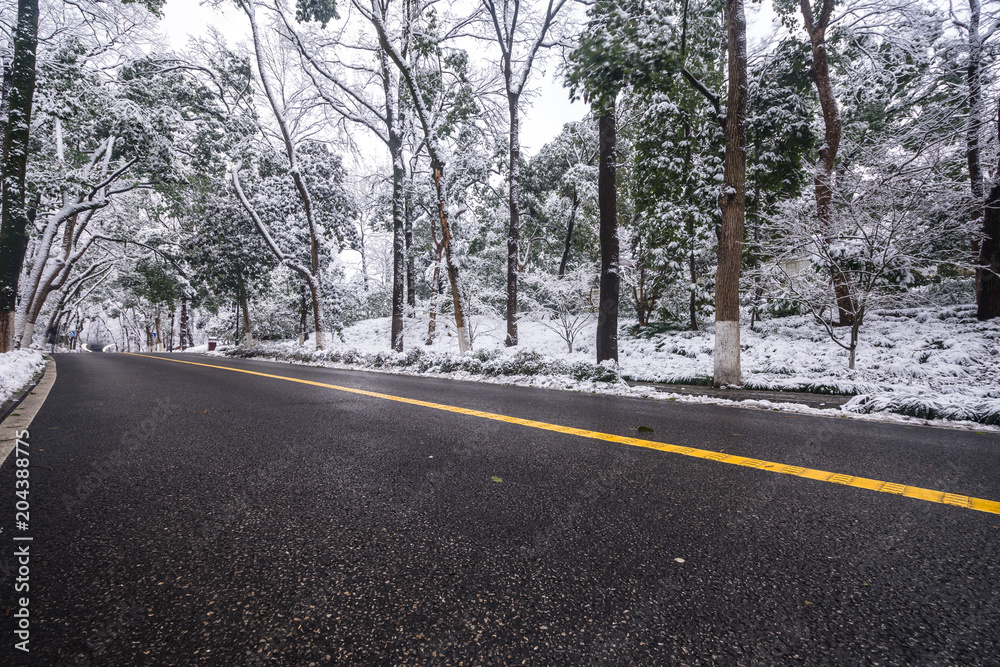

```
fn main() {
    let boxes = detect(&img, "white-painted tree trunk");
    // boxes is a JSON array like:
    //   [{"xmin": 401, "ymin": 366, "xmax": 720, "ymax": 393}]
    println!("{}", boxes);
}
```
[
  {"xmin": 713, "ymin": 320, "xmax": 741, "ymax": 387},
  {"xmin": 20, "ymin": 320, "xmax": 35, "ymax": 348}
]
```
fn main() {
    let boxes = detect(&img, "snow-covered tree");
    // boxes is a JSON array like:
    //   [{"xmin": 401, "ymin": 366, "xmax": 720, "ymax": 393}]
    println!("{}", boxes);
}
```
[
  {"xmin": 233, "ymin": 0, "xmax": 335, "ymax": 349},
  {"xmin": 478, "ymin": 0, "xmax": 572, "ymax": 348}
]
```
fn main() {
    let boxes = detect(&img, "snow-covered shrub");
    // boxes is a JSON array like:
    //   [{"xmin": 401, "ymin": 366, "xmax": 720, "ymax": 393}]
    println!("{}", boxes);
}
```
[
  {"xmin": 846, "ymin": 393, "xmax": 1000, "ymax": 425},
  {"xmin": 520, "ymin": 269, "xmax": 597, "ymax": 353}
]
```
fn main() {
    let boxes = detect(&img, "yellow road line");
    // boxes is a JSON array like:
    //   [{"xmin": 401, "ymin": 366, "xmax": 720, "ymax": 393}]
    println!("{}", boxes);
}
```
[{"xmin": 127, "ymin": 353, "xmax": 1000, "ymax": 516}]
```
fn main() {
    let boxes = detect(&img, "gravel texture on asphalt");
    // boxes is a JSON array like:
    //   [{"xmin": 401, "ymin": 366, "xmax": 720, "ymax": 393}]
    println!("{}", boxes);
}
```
[{"xmin": 1, "ymin": 353, "xmax": 998, "ymax": 665}]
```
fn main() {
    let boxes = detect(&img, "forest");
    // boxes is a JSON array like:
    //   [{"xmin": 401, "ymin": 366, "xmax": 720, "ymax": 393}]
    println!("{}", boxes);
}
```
[{"xmin": 0, "ymin": 0, "xmax": 998, "ymax": 399}]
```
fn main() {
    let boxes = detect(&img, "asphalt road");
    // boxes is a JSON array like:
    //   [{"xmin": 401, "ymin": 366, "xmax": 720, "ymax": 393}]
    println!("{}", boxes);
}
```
[{"xmin": 1, "ymin": 352, "xmax": 999, "ymax": 665}]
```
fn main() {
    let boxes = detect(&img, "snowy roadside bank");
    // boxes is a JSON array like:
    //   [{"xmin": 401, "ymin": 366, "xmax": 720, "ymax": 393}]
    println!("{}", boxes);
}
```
[
  {"xmin": 0, "ymin": 351, "xmax": 48, "ymax": 407},
  {"xmin": 210, "ymin": 304, "xmax": 1000, "ymax": 432}
]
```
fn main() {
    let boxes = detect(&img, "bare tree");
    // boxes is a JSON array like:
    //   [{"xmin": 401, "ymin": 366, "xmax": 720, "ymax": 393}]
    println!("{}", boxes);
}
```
[
  {"xmin": 354, "ymin": 0, "xmax": 475, "ymax": 353},
  {"xmin": 480, "ymin": 0, "xmax": 570, "ymax": 347},
  {"xmin": 277, "ymin": 0, "xmax": 411, "ymax": 350}
]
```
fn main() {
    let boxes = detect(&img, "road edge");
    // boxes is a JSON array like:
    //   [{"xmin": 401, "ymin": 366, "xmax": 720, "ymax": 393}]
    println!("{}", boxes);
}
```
[
  {"xmin": 195, "ymin": 352, "xmax": 998, "ymax": 435},
  {"xmin": 0, "ymin": 359, "xmax": 58, "ymax": 467},
  {"xmin": 0, "ymin": 357, "xmax": 50, "ymax": 423}
]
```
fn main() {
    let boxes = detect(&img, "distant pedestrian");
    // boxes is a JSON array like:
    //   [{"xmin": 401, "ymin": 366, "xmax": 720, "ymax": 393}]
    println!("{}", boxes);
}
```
[{"xmin": 46, "ymin": 325, "xmax": 59, "ymax": 353}]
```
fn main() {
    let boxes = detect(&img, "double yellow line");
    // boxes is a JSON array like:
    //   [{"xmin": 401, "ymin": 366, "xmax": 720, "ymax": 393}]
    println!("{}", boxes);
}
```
[{"xmin": 128, "ymin": 353, "xmax": 1000, "ymax": 516}]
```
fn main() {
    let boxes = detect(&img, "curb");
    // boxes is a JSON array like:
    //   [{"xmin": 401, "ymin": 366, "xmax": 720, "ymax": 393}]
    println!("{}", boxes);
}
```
[
  {"xmin": 0, "ymin": 358, "xmax": 50, "ymax": 423},
  {"xmin": 623, "ymin": 381, "xmax": 853, "ymax": 410},
  {"xmin": 0, "ymin": 359, "xmax": 57, "ymax": 467}
]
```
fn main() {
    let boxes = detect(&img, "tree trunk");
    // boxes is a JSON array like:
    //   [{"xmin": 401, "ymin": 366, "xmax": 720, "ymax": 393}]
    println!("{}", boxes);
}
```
[
  {"xmin": 404, "ymin": 187, "xmax": 415, "ymax": 309},
  {"xmin": 596, "ymin": 107, "xmax": 619, "ymax": 364},
  {"xmin": 967, "ymin": 0, "xmax": 986, "ymax": 304},
  {"xmin": 239, "ymin": 281, "xmax": 253, "ymax": 346},
  {"xmin": 389, "ymin": 131, "xmax": 405, "ymax": 352},
  {"xmin": 17, "ymin": 216, "xmax": 62, "ymax": 348},
  {"xmin": 0, "ymin": 0, "xmax": 39, "ymax": 352},
  {"xmin": 505, "ymin": 92, "xmax": 520, "ymax": 347},
  {"xmin": 73, "ymin": 313, "xmax": 82, "ymax": 350},
  {"xmin": 168, "ymin": 308, "xmax": 175, "ymax": 352},
  {"xmin": 688, "ymin": 213, "xmax": 698, "ymax": 332},
  {"xmin": 180, "ymin": 298, "xmax": 189, "ymax": 350},
  {"xmin": 558, "ymin": 189, "xmax": 579, "ymax": 278},
  {"xmin": 0, "ymin": 55, "xmax": 13, "ymax": 158},
  {"xmin": 713, "ymin": 0, "xmax": 747, "ymax": 388},
  {"xmin": 979, "ymin": 102, "xmax": 1000, "ymax": 320},
  {"xmin": 309, "ymin": 285, "xmax": 323, "ymax": 350},
  {"xmin": 358, "ymin": 219, "xmax": 370, "ymax": 293},
  {"xmin": 749, "ymin": 135, "xmax": 762, "ymax": 330},
  {"xmin": 155, "ymin": 305, "xmax": 162, "ymax": 351},
  {"xmin": 683, "ymin": 116, "xmax": 699, "ymax": 332},
  {"xmin": 800, "ymin": 0, "xmax": 854, "ymax": 325},
  {"xmin": 299, "ymin": 284, "xmax": 308, "ymax": 345},
  {"xmin": 426, "ymin": 254, "xmax": 441, "ymax": 345},
  {"xmin": 430, "ymin": 160, "xmax": 470, "ymax": 353}
]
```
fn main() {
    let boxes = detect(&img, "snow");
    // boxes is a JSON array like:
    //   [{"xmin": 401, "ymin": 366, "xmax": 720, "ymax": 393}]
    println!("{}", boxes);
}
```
[
  {"xmin": 0, "ymin": 351, "xmax": 47, "ymax": 407},
  {"xmin": 212, "ymin": 302, "xmax": 1000, "ymax": 430}
]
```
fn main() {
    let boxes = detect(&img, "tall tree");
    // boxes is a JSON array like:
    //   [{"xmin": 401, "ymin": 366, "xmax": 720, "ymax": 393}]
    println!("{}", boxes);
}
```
[
  {"xmin": 481, "ymin": 0, "xmax": 570, "ymax": 347},
  {"xmin": 568, "ymin": 0, "xmax": 675, "ymax": 363},
  {"xmin": 595, "ymin": 106, "xmax": 618, "ymax": 362},
  {"xmin": 796, "ymin": 0, "xmax": 857, "ymax": 325},
  {"xmin": 355, "ymin": 0, "xmax": 478, "ymax": 354},
  {"xmin": 279, "ymin": 0, "xmax": 412, "ymax": 351},
  {"xmin": 714, "ymin": 0, "xmax": 747, "ymax": 385},
  {"xmin": 0, "ymin": 0, "xmax": 38, "ymax": 351},
  {"xmin": 950, "ymin": 0, "xmax": 1000, "ymax": 318},
  {"xmin": 980, "ymin": 98, "xmax": 1000, "ymax": 320},
  {"xmin": 674, "ymin": 0, "xmax": 748, "ymax": 385}
]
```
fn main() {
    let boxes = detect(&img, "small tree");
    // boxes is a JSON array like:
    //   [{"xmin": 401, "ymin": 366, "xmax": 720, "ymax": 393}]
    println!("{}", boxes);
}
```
[
  {"xmin": 763, "ymin": 160, "xmax": 972, "ymax": 369},
  {"xmin": 522, "ymin": 267, "xmax": 596, "ymax": 353}
]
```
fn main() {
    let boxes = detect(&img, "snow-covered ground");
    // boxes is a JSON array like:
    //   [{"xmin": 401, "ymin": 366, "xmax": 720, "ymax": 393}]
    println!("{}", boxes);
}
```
[
  {"xmin": 215, "ymin": 303, "xmax": 1000, "ymax": 429},
  {"xmin": 0, "ymin": 351, "xmax": 48, "ymax": 407}
]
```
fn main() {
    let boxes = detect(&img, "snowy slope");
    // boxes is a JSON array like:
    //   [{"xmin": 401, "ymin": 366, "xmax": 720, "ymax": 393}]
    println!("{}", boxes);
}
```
[{"xmin": 0, "ymin": 351, "xmax": 47, "ymax": 407}]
